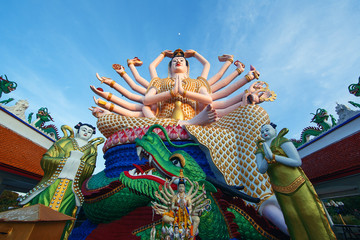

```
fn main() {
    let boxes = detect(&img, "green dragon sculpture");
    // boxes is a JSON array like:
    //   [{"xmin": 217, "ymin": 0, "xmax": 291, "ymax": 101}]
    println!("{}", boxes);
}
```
[
  {"xmin": 28, "ymin": 107, "xmax": 59, "ymax": 139},
  {"xmin": 0, "ymin": 75, "xmax": 17, "ymax": 103},
  {"xmin": 80, "ymin": 125, "xmax": 287, "ymax": 240},
  {"xmin": 291, "ymin": 108, "xmax": 337, "ymax": 148},
  {"xmin": 348, "ymin": 76, "xmax": 360, "ymax": 97}
]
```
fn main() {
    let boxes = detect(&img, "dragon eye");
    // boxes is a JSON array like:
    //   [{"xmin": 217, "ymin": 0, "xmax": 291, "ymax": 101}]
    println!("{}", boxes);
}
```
[
  {"xmin": 172, "ymin": 158, "xmax": 181, "ymax": 167},
  {"xmin": 169, "ymin": 153, "xmax": 186, "ymax": 167}
]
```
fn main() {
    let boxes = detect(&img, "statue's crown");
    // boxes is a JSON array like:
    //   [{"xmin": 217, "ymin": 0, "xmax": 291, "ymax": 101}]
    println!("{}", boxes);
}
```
[
  {"xmin": 174, "ymin": 49, "xmax": 185, "ymax": 57},
  {"xmin": 178, "ymin": 169, "xmax": 185, "ymax": 185}
]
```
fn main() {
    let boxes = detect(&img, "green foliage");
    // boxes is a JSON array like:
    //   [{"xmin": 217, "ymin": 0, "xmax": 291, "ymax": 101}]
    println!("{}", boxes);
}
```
[{"xmin": 0, "ymin": 190, "xmax": 20, "ymax": 212}]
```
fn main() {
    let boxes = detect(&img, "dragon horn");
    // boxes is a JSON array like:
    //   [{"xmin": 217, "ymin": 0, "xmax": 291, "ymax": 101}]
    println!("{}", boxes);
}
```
[{"xmin": 147, "ymin": 124, "xmax": 198, "ymax": 148}]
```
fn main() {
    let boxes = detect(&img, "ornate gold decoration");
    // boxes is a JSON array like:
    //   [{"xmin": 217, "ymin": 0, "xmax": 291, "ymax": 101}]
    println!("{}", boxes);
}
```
[
  {"xmin": 49, "ymin": 179, "xmax": 70, "ymax": 211},
  {"xmin": 172, "ymin": 101, "xmax": 185, "ymax": 120},
  {"xmin": 110, "ymin": 80, "xmax": 116, "ymax": 88},
  {"xmin": 109, "ymin": 103, "xmax": 115, "ymax": 112},
  {"xmin": 106, "ymin": 93, "xmax": 113, "ymax": 101},
  {"xmin": 119, "ymin": 71, "xmax": 126, "ymax": 77},
  {"xmin": 227, "ymin": 58, "xmax": 234, "ymax": 64},
  {"xmin": 271, "ymin": 175, "xmax": 306, "ymax": 194},
  {"xmin": 245, "ymin": 74, "xmax": 252, "ymax": 82},
  {"xmin": 236, "ymin": 68, "xmax": 242, "ymax": 75}
]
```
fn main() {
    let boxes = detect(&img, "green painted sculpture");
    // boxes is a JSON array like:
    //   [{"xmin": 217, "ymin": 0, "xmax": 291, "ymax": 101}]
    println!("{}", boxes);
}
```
[
  {"xmin": 82, "ymin": 125, "xmax": 285, "ymax": 240},
  {"xmin": 28, "ymin": 107, "xmax": 60, "ymax": 139},
  {"xmin": 0, "ymin": 74, "xmax": 17, "ymax": 103},
  {"xmin": 291, "ymin": 108, "xmax": 336, "ymax": 147}
]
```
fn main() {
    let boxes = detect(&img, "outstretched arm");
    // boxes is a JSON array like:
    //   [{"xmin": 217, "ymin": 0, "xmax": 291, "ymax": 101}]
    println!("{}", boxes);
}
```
[
  {"xmin": 211, "ymin": 66, "xmax": 260, "ymax": 101},
  {"xmin": 211, "ymin": 60, "xmax": 245, "ymax": 93},
  {"xmin": 207, "ymin": 55, "xmax": 234, "ymax": 86},
  {"xmin": 178, "ymin": 84, "xmax": 212, "ymax": 105},
  {"xmin": 189, "ymin": 182, "xmax": 199, "ymax": 199},
  {"xmin": 149, "ymin": 50, "xmax": 173, "ymax": 79},
  {"xmin": 155, "ymin": 191, "xmax": 170, "ymax": 205},
  {"xmin": 126, "ymin": 58, "xmax": 149, "ymax": 88},
  {"xmin": 89, "ymin": 106, "xmax": 112, "ymax": 118},
  {"xmin": 185, "ymin": 50, "xmax": 210, "ymax": 79},
  {"xmin": 95, "ymin": 73, "xmax": 143, "ymax": 103},
  {"xmin": 185, "ymin": 177, "xmax": 194, "ymax": 196},
  {"xmin": 113, "ymin": 64, "xmax": 147, "ymax": 95},
  {"xmin": 93, "ymin": 96, "xmax": 144, "ymax": 117},
  {"xmin": 90, "ymin": 86, "xmax": 143, "ymax": 111}
]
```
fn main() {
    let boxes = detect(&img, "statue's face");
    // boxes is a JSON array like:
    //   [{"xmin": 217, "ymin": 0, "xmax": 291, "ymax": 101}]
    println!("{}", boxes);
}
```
[
  {"xmin": 178, "ymin": 184, "xmax": 185, "ymax": 193},
  {"xmin": 171, "ymin": 57, "xmax": 187, "ymax": 73},
  {"xmin": 261, "ymin": 124, "xmax": 276, "ymax": 140},
  {"xmin": 78, "ymin": 125, "xmax": 94, "ymax": 141}
]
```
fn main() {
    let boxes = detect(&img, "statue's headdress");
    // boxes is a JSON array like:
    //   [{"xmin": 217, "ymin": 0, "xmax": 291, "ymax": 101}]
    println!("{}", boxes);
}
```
[
  {"xmin": 173, "ymin": 49, "xmax": 185, "ymax": 58},
  {"xmin": 178, "ymin": 169, "xmax": 185, "ymax": 186}
]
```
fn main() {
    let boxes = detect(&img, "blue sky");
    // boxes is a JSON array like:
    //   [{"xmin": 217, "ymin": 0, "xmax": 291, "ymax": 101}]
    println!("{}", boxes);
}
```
[{"xmin": 1, "ymin": 0, "xmax": 360, "ymax": 173}]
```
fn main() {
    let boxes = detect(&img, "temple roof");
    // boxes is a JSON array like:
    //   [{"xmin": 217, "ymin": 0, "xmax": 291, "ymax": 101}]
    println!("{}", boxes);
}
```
[{"xmin": 0, "ymin": 125, "xmax": 45, "ymax": 180}]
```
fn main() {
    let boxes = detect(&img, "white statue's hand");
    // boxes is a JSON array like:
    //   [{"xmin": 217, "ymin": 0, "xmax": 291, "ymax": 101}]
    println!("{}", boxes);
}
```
[
  {"xmin": 89, "ymin": 106, "xmax": 111, "ymax": 118},
  {"xmin": 96, "ymin": 73, "xmax": 112, "ymax": 84},
  {"xmin": 126, "ymin": 58, "xmax": 143, "ymax": 67},
  {"xmin": 70, "ymin": 150, "xmax": 84, "ymax": 159},
  {"xmin": 178, "ymin": 77, "xmax": 185, "ymax": 95},
  {"xmin": 262, "ymin": 142, "xmax": 272, "ymax": 159},
  {"xmin": 247, "ymin": 65, "xmax": 260, "ymax": 80},
  {"xmin": 172, "ymin": 75, "xmax": 179, "ymax": 95},
  {"xmin": 112, "ymin": 64, "xmax": 125, "ymax": 75},
  {"xmin": 218, "ymin": 54, "xmax": 233, "ymax": 62},
  {"xmin": 163, "ymin": 50, "xmax": 174, "ymax": 58},
  {"xmin": 234, "ymin": 60, "xmax": 245, "ymax": 73},
  {"xmin": 184, "ymin": 49, "xmax": 196, "ymax": 58}
]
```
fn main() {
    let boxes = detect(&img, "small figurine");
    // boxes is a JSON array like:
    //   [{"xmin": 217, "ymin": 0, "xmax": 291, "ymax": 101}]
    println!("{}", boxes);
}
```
[
  {"xmin": 255, "ymin": 123, "xmax": 337, "ymax": 240},
  {"xmin": 19, "ymin": 122, "xmax": 104, "ymax": 239},
  {"xmin": 150, "ymin": 224, "xmax": 156, "ymax": 240},
  {"xmin": 151, "ymin": 170, "xmax": 209, "ymax": 240}
]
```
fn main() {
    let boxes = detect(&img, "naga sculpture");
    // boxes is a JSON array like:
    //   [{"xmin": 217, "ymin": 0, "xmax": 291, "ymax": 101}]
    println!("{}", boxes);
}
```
[
  {"xmin": 73, "ymin": 125, "xmax": 287, "ymax": 240},
  {"xmin": 19, "ymin": 123, "xmax": 104, "ymax": 240},
  {"xmin": 0, "ymin": 74, "xmax": 17, "ymax": 100},
  {"xmin": 256, "ymin": 123, "xmax": 336, "ymax": 239},
  {"xmin": 74, "ymin": 49, "xmax": 289, "ymax": 239},
  {"xmin": 291, "ymin": 108, "xmax": 337, "ymax": 148},
  {"xmin": 28, "ymin": 107, "xmax": 60, "ymax": 139}
]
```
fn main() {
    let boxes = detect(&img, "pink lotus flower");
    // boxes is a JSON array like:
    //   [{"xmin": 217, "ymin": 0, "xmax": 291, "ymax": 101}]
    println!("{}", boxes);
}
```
[
  {"xmin": 179, "ymin": 129, "xmax": 189, "ymax": 140},
  {"xmin": 119, "ymin": 130, "xmax": 128, "ymax": 144}
]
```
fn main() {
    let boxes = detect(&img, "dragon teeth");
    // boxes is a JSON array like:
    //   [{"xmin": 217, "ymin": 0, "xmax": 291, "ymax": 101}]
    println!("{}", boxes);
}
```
[
  {"xmin": 136, "ymin": 147, "xmax": 142, "ymax": 157},
  {"xmin": 149, "ymin": 155, "xmax": 153, "ymax": 165},
  {"xmin": 129, "ymin": 168, "xmax": 136, "ymax": 175},
  {"xmin": 148, "ymin": 170, "xmax": 153, "ymax": 175}
]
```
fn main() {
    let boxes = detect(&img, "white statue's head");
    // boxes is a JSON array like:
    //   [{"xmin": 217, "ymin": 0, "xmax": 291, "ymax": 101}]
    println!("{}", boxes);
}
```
[
  {"xmin": 169, "ymin": 49, "xmax": 189, "ymax": 76},
  {"xmin": 74, "ymin": 122, "xmax": 96, "ymax": 141},
  {"xmin": 260, "ymin": 123, "xmax": 277, "ymax": 141}
]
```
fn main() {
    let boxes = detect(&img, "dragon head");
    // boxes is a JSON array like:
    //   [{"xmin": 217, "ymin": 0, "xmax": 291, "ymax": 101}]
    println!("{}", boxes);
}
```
[
  {"xmin": 119, "ymin": 124, "xmax": 206, "ymax": 199},
  {"xmin": 0, "ymin": 75, "xmax": 17, "ymax": 94},
  {"xmin": 311, "ymin": 108, "xmax": 329, "ymax": 124},
  {"xmin": 36, "ymin": 107, "xmax": 54, "ymax": 122},
  {"xmin": 348, "ymin": 76, "xmax": 360, "ymax": 97}
]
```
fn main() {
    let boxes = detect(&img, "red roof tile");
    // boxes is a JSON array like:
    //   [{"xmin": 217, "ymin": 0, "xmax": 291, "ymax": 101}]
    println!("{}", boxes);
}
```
[
  {"xmin": 302, "ymin": 131, "xmax": 360, "ymax": 183},
  {"xmin": 0, "ymin": 126, "xmax": 46, "ymax": 180}
]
